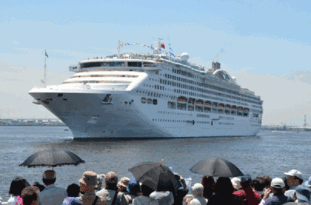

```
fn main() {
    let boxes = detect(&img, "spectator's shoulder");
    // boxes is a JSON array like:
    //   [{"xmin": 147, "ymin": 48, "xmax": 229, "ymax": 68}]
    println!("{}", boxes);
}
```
[
  {"xmin": 98, "ymin": 195, "xmax": 107, "ymax": 204},
  {"xmin": 254, "ymin": 191, "xmax": 262, "ymax": 198},
  {"xmin": 96, "ymin": 188, "xmax": 108, "ymax": 197},
  {"xmin": 233, "ymin": 190, "xmax": 243, "ymax": 196}
]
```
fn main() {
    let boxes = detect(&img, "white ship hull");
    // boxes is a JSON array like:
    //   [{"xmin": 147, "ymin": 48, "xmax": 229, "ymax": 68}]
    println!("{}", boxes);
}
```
[{"xmin": 29, "ymin": 89, "xmax": 261, "ymax": 139}]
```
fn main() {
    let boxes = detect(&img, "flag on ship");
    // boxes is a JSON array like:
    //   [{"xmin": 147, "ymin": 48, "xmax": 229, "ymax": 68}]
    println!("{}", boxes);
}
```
[
  {"xmin": 161, "ymin": 44, "xmax": 165, "ymax": 49},
  {"xmin": 45, "ymin": 51, "xmax": 48, "ymax": 58}
]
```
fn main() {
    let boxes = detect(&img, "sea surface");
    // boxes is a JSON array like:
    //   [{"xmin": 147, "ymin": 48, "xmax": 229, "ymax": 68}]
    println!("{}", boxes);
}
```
[{"xmin": 0, "ymin": 126, "xmax": 310, "ymax": 201}]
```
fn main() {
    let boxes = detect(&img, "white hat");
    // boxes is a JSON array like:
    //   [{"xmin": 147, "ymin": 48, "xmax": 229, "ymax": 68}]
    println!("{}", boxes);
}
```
[
  {"xmin": 271, "ymin": 178, "xmax": 285, "ymax": 189},
  {"xmin": 284, "ymin": 169, "xmax": 303, "ymax": 180},
  {"xmin": 231, "ymin": 177, "xmax": 242, "ymax": 190}
]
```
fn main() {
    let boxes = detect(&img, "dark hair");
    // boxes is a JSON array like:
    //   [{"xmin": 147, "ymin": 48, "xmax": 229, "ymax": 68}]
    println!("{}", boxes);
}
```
[
  {"xmin": 32, "ymin": 182, "xmax": 45, "ymax": 192},
  {"xmin": 156, "ymin": 180, "xmax": 176, "ymax": 197},
  {"xmin": 21, "ymin": 186, "xmax": 39, "ymax": 205},
  {"xmin": 67, "ymin": 183, "xmax": 80, "ymax": 197},
  {"xmin": 128, "ymin": 183, "xmax": 140, "ymax": 195},
  {"xmin": 105, "ymin": 182, "xmax": 117, "ymax": 190},
  {"xmin": 42, "ymin": 178, "xmax": 56, "ymax": 185},
  {"xmin": 141, "ymin": 184, "xmax": 154, "ymax": 197},
  {"xmin": 201, "ymin": 175, "xmax": 215, "ymax": 199},
  {"xmin": 214, "ymin": 177, "xmax": 233, "ymax": 195},
  {"xmin": 251, "ymin": 178, "xmax": 264, "ymax": 191},
  {"xmin": 294, "ymin": 176, "xmax": 303, "ymax": 185},
  {"xmin": 9, "ymin": 177, "xmax": 30, "ymax": 196},
  {"xmin": 263, "ymin": 176, "xmax": 272, "ymax": 188}
]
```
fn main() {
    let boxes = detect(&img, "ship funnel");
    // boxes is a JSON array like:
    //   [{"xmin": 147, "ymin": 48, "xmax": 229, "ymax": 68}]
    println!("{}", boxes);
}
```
[{"xmin": 212, "ymin": 62, "xmax": 221, "ymax": 71}]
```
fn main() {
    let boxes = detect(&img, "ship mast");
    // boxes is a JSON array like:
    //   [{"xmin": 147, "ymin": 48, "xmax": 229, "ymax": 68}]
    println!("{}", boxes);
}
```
[
  {"xmin": 117, "ymin": 40, "xmax": 121, "ymax": 58},
  {"xmin": 41, "ymin": 49, "xmax": 47, "ymax": 87}
]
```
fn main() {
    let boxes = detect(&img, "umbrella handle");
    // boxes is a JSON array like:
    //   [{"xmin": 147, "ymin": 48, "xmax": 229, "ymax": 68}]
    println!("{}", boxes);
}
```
[{"xmin": 159, "ymin": 159, "xmax": 163, "ymax": 166}]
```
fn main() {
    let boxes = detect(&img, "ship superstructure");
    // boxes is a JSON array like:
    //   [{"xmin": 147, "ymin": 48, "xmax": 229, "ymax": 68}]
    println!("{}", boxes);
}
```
[{"xmin": 29, "ymin": 41, "xmax": 263, "ymax": 138}]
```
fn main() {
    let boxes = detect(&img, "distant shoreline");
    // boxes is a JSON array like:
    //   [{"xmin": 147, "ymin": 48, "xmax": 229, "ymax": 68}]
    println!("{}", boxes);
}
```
[{"xmin": 0, "ymin": 124, "xmax": 66, "ymax": 126}]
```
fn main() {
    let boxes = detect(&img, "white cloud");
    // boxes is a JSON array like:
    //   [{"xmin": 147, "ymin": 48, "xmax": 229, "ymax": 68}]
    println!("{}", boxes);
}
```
[
  {"xmin": 0, "ymin": 62, "xmax": 71, "ymax": 119},
  {"xmin": 12, "ymin": 41, "xmax": 20, "ymax": 45}
]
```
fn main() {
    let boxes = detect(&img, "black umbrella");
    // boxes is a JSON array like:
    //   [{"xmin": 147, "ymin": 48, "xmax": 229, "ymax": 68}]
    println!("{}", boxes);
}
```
[
  {"xmin": 190, "ymin": 157, "xmax": 244, "ymax": 177},
  {"xmin": 19, "ymin": 148, "xmax": 85, "ymax": 168},
  {"xmin": 128, "ymin": 160, "xmax": 178, "ymax": 192}
]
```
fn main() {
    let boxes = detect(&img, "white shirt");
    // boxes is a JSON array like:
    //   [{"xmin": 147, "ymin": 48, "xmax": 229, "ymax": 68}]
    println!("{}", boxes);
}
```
[
  {"xmin": 149, "ymin": 191, "xmax": 174, "ymax": 205},
  {"xmin": 132, "ymin": 196, "xmax": 159, "ymax": 205},
  {"xmin": 39, "ymin": 184, "xmax": 67, "ymax": 205},
  {"xmin": 189, "ymin": 197, "xmax": 208, "ymax": 205}
]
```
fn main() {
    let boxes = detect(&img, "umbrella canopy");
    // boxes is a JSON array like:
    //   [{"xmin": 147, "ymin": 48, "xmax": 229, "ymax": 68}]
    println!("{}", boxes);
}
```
[
  {"xmin": 19, "ymin": 148, "xmax": 85, "ymax": 167},
  {"xmin": 128, "ymin": 161, "xmax": 178, "ymax": 192},
  {"xmin": 190, "ymin": 157, "xmax": 244, "ymax": 177}
]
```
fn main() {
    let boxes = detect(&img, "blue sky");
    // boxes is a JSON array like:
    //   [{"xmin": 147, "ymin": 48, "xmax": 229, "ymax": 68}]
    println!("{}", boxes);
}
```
[{"xmin": 1, "ymin": 0, "xmax": 311, "ymax": 125}]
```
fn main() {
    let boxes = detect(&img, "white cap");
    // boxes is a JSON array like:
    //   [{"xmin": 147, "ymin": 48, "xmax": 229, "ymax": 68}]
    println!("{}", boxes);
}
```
[
  {"xmin": 271, "ymin": 178, "xmax": 285, "ymax": 189},
  {"xmin": 284, "ymin": 169, "xmax": 303, "ymax": 180}
]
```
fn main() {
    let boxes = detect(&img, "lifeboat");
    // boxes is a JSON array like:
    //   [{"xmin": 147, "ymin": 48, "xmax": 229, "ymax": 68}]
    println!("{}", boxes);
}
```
[
  {"xmin": 195, "ymin": 99, "xmax": 203, "ymax": 105},
  {"xmin": 244, "ymin": 108, "xmax": 249, "ymax": 112},
  {"xmin": 204, "ymin": 101, "xmax": 211, "ymax": 106},
  {"xmin": 231, "ymin": 106, "xmax": 236, "ymax": 110},
  {"xmin": 225, "ymin": 105, "xmax": 231, "ymax": 109},
  {"xmin": 177, "ymin": 96, "xmax": 187, "ymax": 103},
  {"xmin": 218, "ymin": 104, "xmax": 224, "ymax": 108},
  {"xmin": 238, "ymin": 107, "xmax": 243, "ymax": 111}
]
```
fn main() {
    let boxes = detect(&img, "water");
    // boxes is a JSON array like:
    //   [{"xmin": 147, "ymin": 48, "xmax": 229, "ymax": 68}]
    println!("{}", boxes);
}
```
[{"xmin": 0, "ymin": 126, "xmax": 310, "ymax": 201}]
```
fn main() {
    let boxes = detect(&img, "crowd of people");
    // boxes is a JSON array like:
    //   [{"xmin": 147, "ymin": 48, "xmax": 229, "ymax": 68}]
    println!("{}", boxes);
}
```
[{"xmin": 1, "ymin": 169, "xmax": 311, "ymax": 205}]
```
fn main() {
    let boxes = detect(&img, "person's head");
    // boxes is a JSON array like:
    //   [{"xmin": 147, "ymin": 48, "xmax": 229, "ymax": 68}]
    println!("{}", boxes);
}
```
[
  {"xmin": 251, "ymin": 177, "xmax": 264, "ymax": 192},
  {"xmin": 295, "ymin": 185, "xmax": 311, "ymax": 203},
  {"xmin": 263, "ymin": 176, "xmax": 272, "ymax": 189},
  {"xmin": 284, "ymin": 169, "xmax": 303, "ymax": 187},
  {"xmin": 281, "ymin": 176, "xmax": 290, "ymax": 191},
  {"xmin": 240, "ymin": 175, "xmax": 252, "ymax": 188},
  {"xmin": 67, "ymin": 183, "xmax": 80, "ymax": 197},
  {"xmin": 127, "ymin": 178, "xmax": 140, "ymax": 196},
  {"xmin": 96, "ymin": 174, "xmax": 105, "ymax": 190},
  {"xmin": 270, "ymin": 177, "xmax": 285, "ymax": 195},
  {"xmin": 192, "ymin": 183, "xmax": 204, "ymax": 198},
  {"xmin": 9, "ymin": 177, "xmax": 30, "ymax": 196},
  {"xmin": 105, "ymin": 172, "xmax": 118, "ymax": 190},
  {"xmin": 214, "ymin": 177, "xmax": 233, "ymax": 195},
  {"xmin": 141, "ymin": 181, "xmax": 154, "ymax": 197},
  {"xmin": 231, "ymin": 177, "xmax": 242, "ymax": 191},
  {"xmin": 117, "ymin": 177, "xmax": 130, "ymax": 192},
  {"xmin": 42, "ymin": 170, "xmax": 56, "ymax": 186},
  {"xmin": 79, "ymin": 171, "xmax": 97, "ymax": 194},
  {"xmin": 32, "ymin": 182, "xmax": 45, "ymax": 192},
  {"xmin": 21, "ymin": 186, "xmax": 40, "ymax": 205},
  {"xmin": 201, "ymin": 175, "xmax": 215, "ymax": 189}
]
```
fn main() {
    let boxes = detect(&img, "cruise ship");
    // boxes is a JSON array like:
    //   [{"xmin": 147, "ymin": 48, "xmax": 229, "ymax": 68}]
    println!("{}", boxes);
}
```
[{"xmin": 29, "ymin": 40, "xmax": 263, "ymax": 138}]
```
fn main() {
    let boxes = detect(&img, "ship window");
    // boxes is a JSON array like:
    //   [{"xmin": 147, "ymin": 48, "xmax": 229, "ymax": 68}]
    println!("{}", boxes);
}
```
[
  {"xmin": 188, "ymin": 105, "xmax": 194, "ymax": 111},
  {"xmin": 141, "ymin": 97, "xmax": 146, "ymax": 103},
  {"xmin": 153, "ymin": 99, "xmax": 158, "ymax": 105},
  {"xmin": 128, "ymin": 62, "xmax": 142, "ymax": 67},
  {"xmin": 177, "ymin": 103, "xmax": 186, "ymax": 110},
  {"xmin": 101, "ymin": 62, "xmax": 125, "ymax": 67},
  {"xmin": 80, "ymin": 62, "xmax": 102, "ymax": 68},
  {"xmin": 168, "ymin": 102, "xmax": 176, "ymax": 109},
  {"xmin": 147, "ymin": 98, "xmax": 152, "ymax": 104}
]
